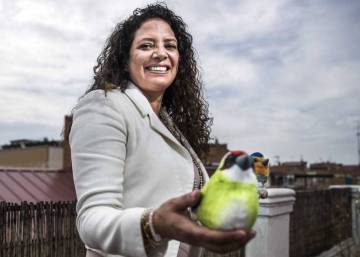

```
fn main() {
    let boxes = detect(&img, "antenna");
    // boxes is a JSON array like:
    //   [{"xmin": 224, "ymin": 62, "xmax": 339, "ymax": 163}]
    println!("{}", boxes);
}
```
[
  {"xmin": 273, "ymin": 155, "xmax": 280, "ymax": 165},
  {"xmin": 357, "ymin": 121, "xmax": 360, "ymax": 166}
]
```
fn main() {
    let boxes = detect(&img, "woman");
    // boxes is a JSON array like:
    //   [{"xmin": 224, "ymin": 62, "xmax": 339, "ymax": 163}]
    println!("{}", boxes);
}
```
[{"xmin": 69, "ymin": 3, "xmax": 255, "ymax": 257}]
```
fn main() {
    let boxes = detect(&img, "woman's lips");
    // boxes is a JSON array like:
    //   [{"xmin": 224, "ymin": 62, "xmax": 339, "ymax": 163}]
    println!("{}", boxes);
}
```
[{"xmin": 145, "ymin": 65, "xmax": 170, "ymax": 73}]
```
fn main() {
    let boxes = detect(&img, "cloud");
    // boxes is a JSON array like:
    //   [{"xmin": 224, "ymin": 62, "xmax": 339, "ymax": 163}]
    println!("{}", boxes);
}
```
[
  {"xmin": 201, "ymin": 0, "xmax": 360, "ymax": 164},
  {"xmin": 0, "ymin": 0, "xmax": 359, "ymax": 164},
  {"xmin": 0, "ymin": 121, "xmax": 63, "ymax": 144}
]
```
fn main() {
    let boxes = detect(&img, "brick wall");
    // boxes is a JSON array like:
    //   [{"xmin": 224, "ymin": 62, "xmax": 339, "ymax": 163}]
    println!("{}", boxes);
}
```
[{"xmin": 290, "ymin": 188, "xmax": 352, "ymax": 257}]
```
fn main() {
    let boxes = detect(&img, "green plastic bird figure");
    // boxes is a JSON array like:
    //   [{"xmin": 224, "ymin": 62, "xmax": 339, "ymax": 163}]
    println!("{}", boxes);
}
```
[{"xmin": 195, "ymin": 150, "xmax": 259, "ymax": 230}]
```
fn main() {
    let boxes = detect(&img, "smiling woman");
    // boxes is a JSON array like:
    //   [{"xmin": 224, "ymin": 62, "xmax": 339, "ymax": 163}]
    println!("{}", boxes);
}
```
[
  {"xmin": 128, "ymin": 18, "xmax": 179, "ymax": 111},
  {"xmin": 68, "ymin": 3, "xmax": 255, "ymax": 257}
]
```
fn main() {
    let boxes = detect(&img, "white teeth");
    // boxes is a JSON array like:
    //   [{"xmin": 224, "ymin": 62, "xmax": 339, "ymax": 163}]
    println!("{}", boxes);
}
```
[{"xmin": 148, "ymin": 66, "xmax": 167, "ymax": 72}]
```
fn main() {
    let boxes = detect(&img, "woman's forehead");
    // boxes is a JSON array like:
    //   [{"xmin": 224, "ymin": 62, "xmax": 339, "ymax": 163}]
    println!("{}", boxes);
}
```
[{"xmin": 134, "ymin": 18, "xmax": 176, "ymax": 41}]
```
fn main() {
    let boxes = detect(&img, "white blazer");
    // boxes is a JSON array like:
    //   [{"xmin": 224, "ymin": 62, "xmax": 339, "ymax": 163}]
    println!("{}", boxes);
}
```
[{"xmin": 70, "ymin": 83, "xmax": 208, "ymax": 257}]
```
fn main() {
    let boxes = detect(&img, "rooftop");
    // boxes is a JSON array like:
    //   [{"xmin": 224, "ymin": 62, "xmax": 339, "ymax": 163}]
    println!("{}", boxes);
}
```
[
  {"xmin": 1, "ymin": 138, "xmax": 62, "ymax": 150},
  {"xmin": 0, "ymin": 167, "xmax": 75, "ymax": 203}
]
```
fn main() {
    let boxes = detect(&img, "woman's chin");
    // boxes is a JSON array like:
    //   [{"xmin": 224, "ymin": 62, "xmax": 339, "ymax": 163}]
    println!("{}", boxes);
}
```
[{"xmin": 140, "ymin": 77, "xmax": 174, "ymax": 91}]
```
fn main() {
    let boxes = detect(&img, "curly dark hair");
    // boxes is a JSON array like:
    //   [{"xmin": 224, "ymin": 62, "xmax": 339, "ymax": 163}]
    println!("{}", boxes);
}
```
[{"xmin": 87, "ymin": 2, "xmax": 212, "ymax": 156}]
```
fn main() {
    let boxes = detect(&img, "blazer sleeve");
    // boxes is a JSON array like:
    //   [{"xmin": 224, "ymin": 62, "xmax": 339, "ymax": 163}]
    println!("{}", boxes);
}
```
[{"xmin": 70, "ymin": 92, "xmax": 165, "ymax": 257}]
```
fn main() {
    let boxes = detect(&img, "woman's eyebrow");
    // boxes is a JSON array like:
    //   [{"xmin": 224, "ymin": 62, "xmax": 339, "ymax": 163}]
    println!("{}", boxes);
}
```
[
  {"xmin": 164, "ymin": 38, "xmax": 177, "ymax": 43},
  {"xmin": 136, "ymin": 37, "xmax": 155, "ymax": 43},
  {"xmin": 136, "ymin": 37, "xmax": 177, "ymax": 43}
]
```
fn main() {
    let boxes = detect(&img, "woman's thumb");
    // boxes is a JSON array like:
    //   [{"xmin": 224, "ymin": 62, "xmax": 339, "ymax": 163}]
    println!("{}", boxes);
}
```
[{"xmin": 170, "ymin": 190, "xmax": 201, "ymax": 211}]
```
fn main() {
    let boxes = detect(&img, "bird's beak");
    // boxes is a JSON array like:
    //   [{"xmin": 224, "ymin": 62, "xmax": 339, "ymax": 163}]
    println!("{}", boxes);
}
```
[
  {"xmin": 262, "ymin": 159, "xmax": 269, "ymax": 167},
  {"xmin": 236, "ymin": 155, "xmax": 253, "ymax": 171}
]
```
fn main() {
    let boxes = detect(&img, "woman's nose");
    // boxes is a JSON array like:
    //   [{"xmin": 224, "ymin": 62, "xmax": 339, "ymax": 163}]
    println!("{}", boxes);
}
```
[{"xmin": 152, "ymin": 47, "xmax": 167, "ymax": 60}]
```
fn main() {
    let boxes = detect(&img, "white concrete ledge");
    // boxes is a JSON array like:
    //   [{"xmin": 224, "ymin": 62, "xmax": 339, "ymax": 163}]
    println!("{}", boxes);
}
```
[
  {"xmin": 330, "ymin": 185, "xmax": 360, "ymax": 196},
  {"xmin": 258, "ymin": 188, "xmax": 296, "ymax": 216},
  {"xmin": 247, "ymin": 188, "xmax": 296, "ymax": 257}
]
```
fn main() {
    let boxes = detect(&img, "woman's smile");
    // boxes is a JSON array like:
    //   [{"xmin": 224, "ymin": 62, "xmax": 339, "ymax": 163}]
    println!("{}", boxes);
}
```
[{"xmin": 145, "ymin": 65, "xmax": 170, "ymax": 73}]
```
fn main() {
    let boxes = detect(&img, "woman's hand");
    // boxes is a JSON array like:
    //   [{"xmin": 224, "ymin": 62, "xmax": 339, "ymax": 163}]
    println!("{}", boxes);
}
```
[{"xmin": 152, "ymin": 190, "xmax": 256, "ymax": 254}]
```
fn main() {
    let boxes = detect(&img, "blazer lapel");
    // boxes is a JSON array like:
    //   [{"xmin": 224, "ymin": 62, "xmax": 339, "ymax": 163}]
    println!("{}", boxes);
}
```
[{"xmin": 124, "ymin": 83, "xmax": 187, "ymax": 153}]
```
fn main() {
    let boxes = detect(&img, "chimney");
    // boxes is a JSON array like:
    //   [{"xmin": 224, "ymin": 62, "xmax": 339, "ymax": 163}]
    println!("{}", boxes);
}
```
[{"xmin": 63, "ymin": 115, "xmax": 73, "ymax": 172}]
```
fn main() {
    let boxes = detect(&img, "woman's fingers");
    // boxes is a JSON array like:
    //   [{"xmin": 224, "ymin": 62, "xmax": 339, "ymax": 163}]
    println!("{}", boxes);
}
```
[
  {"xmin": 154, "ymin": 208, "xmax": 197, "ymax": 239},
  {"xmin": 179, "ymin": 221, "xmax": 255, "ymax": 246},
  {"xmin": 196, "ymin": 229, "xmax": 256, "ymax": 253},
  {"xmin": 167, "ymin": 213, "xmax": 255, "ymax": 250},
  {"xmin": 166, "ymin": 190, "xmax": 201, "ymax": 211},
  {"xmin": 152, "ymin": 191, "xmax": 256, "ymax": 254}
]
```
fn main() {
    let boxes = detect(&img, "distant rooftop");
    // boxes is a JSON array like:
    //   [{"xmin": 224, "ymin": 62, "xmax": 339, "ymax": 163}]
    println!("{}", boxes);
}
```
[
  {"xmin": 1, "ymin": 138, "xmax": 62, "ymax": 150},
  {"xmin": 0, "ymin": 167, "xmax": 75, "ymax": 203}
]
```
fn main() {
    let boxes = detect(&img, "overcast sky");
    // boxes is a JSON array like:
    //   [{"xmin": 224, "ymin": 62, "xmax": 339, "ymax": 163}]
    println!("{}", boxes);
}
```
[{"xmin": 1, "ymin": 0, "xmax": 359, "ymax": 164}]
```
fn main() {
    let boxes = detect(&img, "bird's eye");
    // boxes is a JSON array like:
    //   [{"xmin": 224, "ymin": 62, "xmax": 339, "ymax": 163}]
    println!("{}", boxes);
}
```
[{"xmin": 223, "ymin": 159, "xmax": 232, "ymax": 169}]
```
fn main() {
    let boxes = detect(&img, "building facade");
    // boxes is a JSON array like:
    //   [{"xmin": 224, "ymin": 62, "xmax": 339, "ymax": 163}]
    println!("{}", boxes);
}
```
[{"xmin": 0, "ymin": 139, "xmax": 63, "ymax": 169}]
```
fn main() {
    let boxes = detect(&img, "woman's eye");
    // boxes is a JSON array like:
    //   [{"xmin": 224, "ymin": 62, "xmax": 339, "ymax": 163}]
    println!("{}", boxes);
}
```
[
  {"xmin": 139, "ymin": 43, "xmax": 154, "ymax": 49},
  {"xmin": 166, "ymin": 44, "xmax": 177, "ymax": 50}
]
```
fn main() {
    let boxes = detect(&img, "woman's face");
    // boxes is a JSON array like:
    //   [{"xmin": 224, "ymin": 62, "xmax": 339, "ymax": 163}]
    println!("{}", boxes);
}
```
[{"xmin": 128, "ymin": 18, "xmax": 179, "ymax": 100}]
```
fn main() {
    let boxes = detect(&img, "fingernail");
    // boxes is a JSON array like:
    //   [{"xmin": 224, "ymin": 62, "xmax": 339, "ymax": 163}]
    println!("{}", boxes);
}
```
[{"xmin": 239, "ymin": 230, "xmax": 246, "ymax": 237}]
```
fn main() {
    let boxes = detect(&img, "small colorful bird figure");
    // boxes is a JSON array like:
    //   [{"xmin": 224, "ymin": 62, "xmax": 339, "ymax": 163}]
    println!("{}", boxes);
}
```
[
  {"xmin": 195, "ymin": 150, "xmax": 259, "ymax": 230},
  {"xmin": 250, "ymin": 152, "xmax": 270, "ymax": 199}
]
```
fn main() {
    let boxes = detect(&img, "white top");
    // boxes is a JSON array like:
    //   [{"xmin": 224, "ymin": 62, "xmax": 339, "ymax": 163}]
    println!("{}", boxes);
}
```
[{"xmin": 70, "ymin": 83, "xmax": 208, "ymax": 257}]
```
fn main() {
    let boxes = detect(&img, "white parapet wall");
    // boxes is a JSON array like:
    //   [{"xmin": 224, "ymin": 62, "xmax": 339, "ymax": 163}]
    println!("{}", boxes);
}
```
[{"xmin": 246, "ymin": 188, "xmax": 296, "ymax": 257}]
